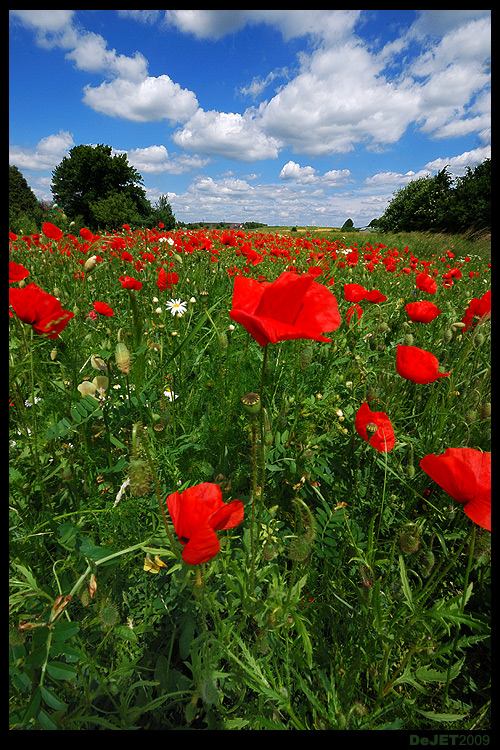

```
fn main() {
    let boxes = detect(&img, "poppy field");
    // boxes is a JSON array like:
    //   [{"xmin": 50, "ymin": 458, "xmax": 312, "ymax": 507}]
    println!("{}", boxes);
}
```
[{"xmin": 9, "ymin": 222, "xmax": 491, "ymax": 730}]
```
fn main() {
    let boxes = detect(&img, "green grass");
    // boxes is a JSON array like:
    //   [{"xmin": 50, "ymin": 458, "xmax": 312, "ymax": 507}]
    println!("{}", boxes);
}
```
[{"xmin": 9, "ymin": 225, "xmax": 491, "ymax": 730}]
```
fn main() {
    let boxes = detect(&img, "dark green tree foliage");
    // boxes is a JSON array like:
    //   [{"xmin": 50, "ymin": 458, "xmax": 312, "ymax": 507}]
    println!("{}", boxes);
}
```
[
  {"xmin": 451, "ymin": 158, "xmax": 491, "ymax": 232},
  {"xmin": 378, "ymin": 160, "xmax": 490, "ymax": 234},
  {"xmin": 9, "ymin": 165, "xmax": 43, "ymax": 233},
  {"xmin": 149, "ymin": 194, "xmax": 176, "ymax": 231},
  {"xmin": 51, "ymin": 144, "xmax": 151, "ymax": 229}
]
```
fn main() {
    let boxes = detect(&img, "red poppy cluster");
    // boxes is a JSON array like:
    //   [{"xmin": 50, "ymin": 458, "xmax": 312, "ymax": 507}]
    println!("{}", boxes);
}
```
[{"xmin": 9, "ymin": 224, "xmax": 491, "ymax": 549}]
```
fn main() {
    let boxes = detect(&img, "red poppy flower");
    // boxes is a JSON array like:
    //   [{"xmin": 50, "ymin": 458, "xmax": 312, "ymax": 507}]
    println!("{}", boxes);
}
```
[
  {"xmin": 396, "ymin": 345, "xmax": 450, "ymax": 384},
  {"xmin": 344, "ymin": 283, "xmax": 368, "ymax": 303},
  {"xmin": 9, "ymin": 261, "xmax": 30, "ymax": 283},
  {"xmin": 416, "ymin": 273, "xmax": 437, "ymax": 294},
  {"xmin": 157, "ymin": 267, "xmax": 167, "ymax": 291},
  {"xmin": 420, "ymin": 448, "xmax": 491, "ymax": 530},
  {"xmin": 9, "ymin": 282, "xmax": 73, "ymax": 339},
  {"xmin": 344, "ymin": 284, "xmax": 386, "ymax": 304},
  {"xmin": 119, "ymin": 275, "xmax": 142, "ymax": 290},
  {"xmin": 405, "ymin": 301, "xmax": 442, "ymax": 323},
  {"xmin": 461, "ymin": 289, "xmax": 491, "ymax": 331},
  {"xmin": 93, "ymin": 301, "xmax": 114, "ymax": 317},
  {"xmin": 229, "ymin": 271, "xmax": 341, "ymax": 346},
  {"xmin": 364, "ymin": 289, "xmax": 387, "ymax": 303},
  {"xmin": 355, "ymin": 402, "xmax": 395, "ymax": 452},
  {"xmin": 167, "ymin": 482, "xmax": 244, "ymax": 565},
  {"xmin": 42, "ymin": 222, "xmax": 63, "ymax": 241}
]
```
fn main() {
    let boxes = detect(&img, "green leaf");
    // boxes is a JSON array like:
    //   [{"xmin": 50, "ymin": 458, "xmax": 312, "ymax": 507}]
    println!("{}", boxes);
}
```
[
  {"xmin": 37, "ymin": 707, "xmax": 60, "ymax": 730},
  {"xmin": 414, "ymin": 657, "xmax": 464, "ymax": 684},
  {"xmin": 414, "ymin": 709, "xmax": 468, "ymax": 723},
  {"xmin": 41, "ymin": 686, "xmax": 67, "ymax": 711},
  {"xmin": 51, "ymin": 620, "xmax": 80, "ymax": 642},
  {"xmin": 113, "ymin": 625, "xmax": 138, "ymax": 642},
  {"xmin": 46, "ymin": 661, "xmax": 78, "ymax": 680}
]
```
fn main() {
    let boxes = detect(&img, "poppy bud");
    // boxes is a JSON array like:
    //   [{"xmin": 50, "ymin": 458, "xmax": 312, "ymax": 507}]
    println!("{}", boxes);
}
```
[
  {"xmin": 300, "ymin": 344, "xmax": 314, "ymax": 370},
  {"xmin": 465, "ymin": 409, "xmax": 477, "ymax": 425},
  {"xmin": 418, "ymin": 549, "xmax": 435, "ymax": 577},
  {"xmin": 262, "ymin": 539, "xmax": 277, "ymax": 561},
  {"xmin": 241, "ymin": 392, "xmax": 261, "ymax": 416},
  {"xmin": 474, "ymin": 333, "xmax": 485, "ymax": 346},
  {"xmin": 84, "ymin": 255, "xmax": 97, "ymax": 272},
  {"xmin": 480, "ymin": 402, "xmax": 491, "ymax": 421},
  {"xmin": 403, "ymin": 334, "xmax": 414, "ymax": 346},
  {"xmin": 442, "ymin": 328, "xmax": 453, "ymax": 343},
  {"xmin": 289, "ymin": 535, "xmax": 312, "ymax": 562},
  {"xmin": 99, "ymin": 600, "xmax": 119, "ymax": 628},
  {"xmin": 398, "ymin": 526, "xmax": 420, "ymax": 554}
]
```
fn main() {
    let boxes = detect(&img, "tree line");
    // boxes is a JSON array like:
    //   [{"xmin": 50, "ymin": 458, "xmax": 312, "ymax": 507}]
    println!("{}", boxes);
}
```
[
  {"xmin": 373, "ymin": 159, "xmax": 490, "ymax": 234},
  {"xmin": 10, "ymin": 143, "xmax": 490, "ymax": 237},
  {"xmin": 9, "ymin": 144, "xmax": 175, "ymax": 235}
]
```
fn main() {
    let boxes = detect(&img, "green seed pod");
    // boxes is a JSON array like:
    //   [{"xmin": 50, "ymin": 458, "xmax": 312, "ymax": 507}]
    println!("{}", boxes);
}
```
[{"xmin": 241, "ymin": 392, "xmax": 261, "ymax": 416}]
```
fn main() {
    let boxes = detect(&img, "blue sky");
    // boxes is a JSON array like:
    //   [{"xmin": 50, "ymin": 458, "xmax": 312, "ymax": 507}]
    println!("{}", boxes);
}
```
[{"xmin": 9, "ymin": 10, "xmax": 491, "ymax": 227}]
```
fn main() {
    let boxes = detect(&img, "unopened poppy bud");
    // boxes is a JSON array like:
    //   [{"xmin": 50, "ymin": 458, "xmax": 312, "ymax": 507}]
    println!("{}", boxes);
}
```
[
  {"xmin": 403, "ymin": 334, "xmax": 414, "ymax": 347},
  {"xmin": 262, "ymin": 540, "xmax": 277, "ymax": 561},
  {"xmin": 241, "ymin": 392, "xmax": 261, "ymax": 416},
  {"xmin": 474, "ymin": 332, "xmax": 485, "ymax": 346},
  {"xmin": 465, "ymin": 409, "xmax": 477, "ymax": 425},
  {"xmin": 418, "ymin": 549, "xmax": 435, "ymax": 577},
  {"xmin": 398, "ymin": 527, "xmax": 420, "ymax": 554},
  {"xmin": 442, "ymin": 328, "xmax": 453, "ymax": 343},
  {"xmin": 50, "ymin": 347, "xmax": 58, "ymax": 360},
  {"xmin": 300, "ymin": 345, "xmax": 314, "ymax": 370},
  {"xmin": 84, "ymin": 255, "xmax": 97, "ymax": 272},
  {"xmin": 115, "ymin": 342, "xmax": 131, "ymax": 375},
  {"xmin": 480, "ymin": 402, "xmax": 491, "ymax": 420},
  {"xmin": 288, "ymin": 535, "xmax": 312, "ymax": 562},
  {"xmin": 406, "ymin": 464, "xmax": 415, "ymax": 478},
  {"xmin": 89, "ymin": 573, "xmax": 97, "ymax": 599}
]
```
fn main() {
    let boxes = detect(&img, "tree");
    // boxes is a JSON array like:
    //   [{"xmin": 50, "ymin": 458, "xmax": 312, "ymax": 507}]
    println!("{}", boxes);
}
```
[
  {"xmin": 377, "ymin": 168, "xmax": 454, "ymax": 233},
  {"xmin": 51, "ymin": 144, "xmax": 151, "ymax": 228},
  {"xmin": 9, "ymin": 165, "xmax": 43, "ymax": 234},
  {"xmin": 451, "ymin": 159, "xmax": 491, "ymax": 233},
  {"xmin": 148, "ymin": 194, "xmax": 176, "ymax": 230},
  {"xmin": 377, "ymin": 161, "xmax": 490, "ymax": 234},
  {"xmin": 341, "ymin": 218, "xmax": 355, "ymax": 231}
]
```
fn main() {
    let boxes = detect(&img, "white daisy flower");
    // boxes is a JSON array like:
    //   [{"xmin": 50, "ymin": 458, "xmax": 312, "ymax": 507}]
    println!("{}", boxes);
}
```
[{"xmin": 166, "ymin": 299, "xmax": 187, "ymax": 317}]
